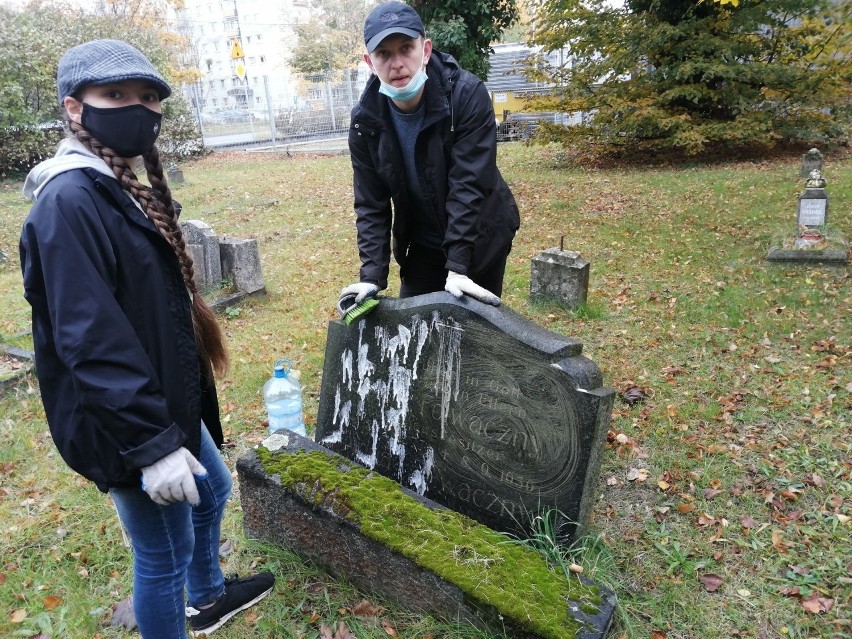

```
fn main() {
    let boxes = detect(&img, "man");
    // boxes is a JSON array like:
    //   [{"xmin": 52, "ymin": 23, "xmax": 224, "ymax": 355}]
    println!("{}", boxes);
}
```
[{"xmin": 339, "ymin": 1, "xmax": 520, "ymax": 309}]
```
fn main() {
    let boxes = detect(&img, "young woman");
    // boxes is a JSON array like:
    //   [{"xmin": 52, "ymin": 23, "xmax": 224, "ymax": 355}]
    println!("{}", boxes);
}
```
[{"xmin": 20, "ymin": 39, "xmax": 274, "ymax": 638}]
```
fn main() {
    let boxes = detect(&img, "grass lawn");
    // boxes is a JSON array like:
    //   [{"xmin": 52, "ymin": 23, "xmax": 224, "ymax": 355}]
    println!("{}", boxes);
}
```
[{"xmin": 0, "ymin": 143, "xmax": 849, "ymax": 639}]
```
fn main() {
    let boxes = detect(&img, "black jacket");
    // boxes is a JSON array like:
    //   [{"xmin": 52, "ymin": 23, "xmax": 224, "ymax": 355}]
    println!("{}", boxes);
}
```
[
  {"xmin": 20, "ymin": 167, "xmax": 222, "ymax": 492},
  {"xmin": 349, "ymin": 51, "xmax": 520, "ymax": 288}
]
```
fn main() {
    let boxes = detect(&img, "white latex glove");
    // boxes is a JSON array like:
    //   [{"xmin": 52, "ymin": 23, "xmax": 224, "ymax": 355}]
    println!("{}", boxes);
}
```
[
  {"xmin": 339, "ymin": 282, "xmax": 379, "ymax": 304},
  {"xmin": 140, "ymin": 447, "xmax": 207, "ymax": 506},
  {"xmin": 445, "ymin": 271, "xmax": 501, "ymax": 306}
]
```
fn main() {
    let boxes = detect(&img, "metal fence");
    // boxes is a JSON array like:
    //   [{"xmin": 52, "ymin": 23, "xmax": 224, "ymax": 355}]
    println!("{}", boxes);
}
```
[{"xmin": 186, "ymin": 70, "xmax": 363, "ymax": 154}]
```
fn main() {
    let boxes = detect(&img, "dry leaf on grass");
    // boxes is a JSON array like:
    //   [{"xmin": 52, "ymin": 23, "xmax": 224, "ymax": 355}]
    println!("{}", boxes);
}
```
[
  {"xmin": 699, "ymin": 573, "xmax": 724, "ymax": 592},
  {"xmin": 801, "ymin": 595, "xmax": 835, "ymax": 614},
  {"xmin": 352, "ymin": 598, "xmax": 383, "ymax": 616}
]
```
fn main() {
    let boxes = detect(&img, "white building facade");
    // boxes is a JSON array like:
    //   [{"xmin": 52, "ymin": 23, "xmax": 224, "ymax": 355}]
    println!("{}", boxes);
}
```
[{"xmin": 171, "ymin": 0, "xmax": 314, "ymax": 115}]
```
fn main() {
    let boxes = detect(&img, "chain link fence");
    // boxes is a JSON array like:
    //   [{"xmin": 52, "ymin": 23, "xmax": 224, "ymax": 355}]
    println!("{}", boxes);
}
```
[{"xmin": 185, "ymin": 70, "xmax": 364, "ymax": 154}]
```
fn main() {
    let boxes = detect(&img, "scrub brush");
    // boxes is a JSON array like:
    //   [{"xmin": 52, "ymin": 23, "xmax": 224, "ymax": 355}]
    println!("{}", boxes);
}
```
[{"xmin": 337, "ymin": 293, "xmax": 380, "ymax": 325}]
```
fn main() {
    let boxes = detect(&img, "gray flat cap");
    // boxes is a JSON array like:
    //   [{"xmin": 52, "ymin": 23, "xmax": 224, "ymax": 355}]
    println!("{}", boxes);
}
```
[{"xmin": 57, "ymin": 39, "xmax": 172, "ymax": 105}]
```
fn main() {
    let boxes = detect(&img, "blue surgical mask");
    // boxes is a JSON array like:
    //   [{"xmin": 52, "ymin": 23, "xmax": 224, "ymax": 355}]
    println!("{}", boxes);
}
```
[{"xmin": 379, "ymin": 67, "xmax": 428, "ymax": 102}]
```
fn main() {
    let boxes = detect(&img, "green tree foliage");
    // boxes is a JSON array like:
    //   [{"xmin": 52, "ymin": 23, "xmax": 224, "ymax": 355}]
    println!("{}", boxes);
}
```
[
  {"xmin": 527, "ymin": 0, "xmax": 851, "ymax": 155},
  {"xmin": 0, "ymin": 0, "xmax": 202, "ymax": 176},
  {"xmin": 410, "ymin": 0, "xmax": 520, "ymax": 79},
  {"xmin": 290, "ymin": 0, "xmax": 375, "ymax": 76}
]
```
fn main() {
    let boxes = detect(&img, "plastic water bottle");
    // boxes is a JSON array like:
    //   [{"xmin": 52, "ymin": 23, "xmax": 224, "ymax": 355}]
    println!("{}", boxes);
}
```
[{"xmin": 263, "ymin": 359, "xmax": 306, "ymax": 437}]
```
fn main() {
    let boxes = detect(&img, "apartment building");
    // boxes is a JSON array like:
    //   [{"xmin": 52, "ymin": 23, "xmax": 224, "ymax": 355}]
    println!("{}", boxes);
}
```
[{"xmin": 171, "ymin": 0, "xmax": 314, "ymax": 114}]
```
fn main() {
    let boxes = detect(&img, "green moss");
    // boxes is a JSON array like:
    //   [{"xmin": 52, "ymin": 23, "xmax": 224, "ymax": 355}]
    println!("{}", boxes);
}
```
[{"xmin": 256, "ymin": 448, "xmax": 603, "ymax": 639}]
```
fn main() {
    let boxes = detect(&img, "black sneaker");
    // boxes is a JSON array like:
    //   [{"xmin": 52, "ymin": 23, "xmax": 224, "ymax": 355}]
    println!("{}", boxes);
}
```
[{"xmin": 186, "ymin": 572, "xmax": 275, "ymax": 636}]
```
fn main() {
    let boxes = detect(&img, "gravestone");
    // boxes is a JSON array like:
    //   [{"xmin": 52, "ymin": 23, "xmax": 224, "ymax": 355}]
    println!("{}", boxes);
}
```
[
  {"xmin": 530, "ymin": 248, "xmax": 590, "ymax": 308},
  {"xmin": 800, "ymin": 148, "xmax": 823, "ymax": 179},
  {"xmin": 797, "ymin": 170, "xmax": 829, "ymax": 230},
  {"xmin": 181, "ymin": 220, "xmax": 222, "ymax": 294},
  {"xmin": 167, "ymin": 164, "xmax": 185, "ymax": 184},
  {"xmin": 220, "ymin": 237, "xmax": 265, "ymax": 295},
  {"xmin": 766, "ymin": 167, "xmax": 847, "ymax": 264},
  {"xmin": 315, "ymin": 292, "xmax": 614, "ymax": 541}
]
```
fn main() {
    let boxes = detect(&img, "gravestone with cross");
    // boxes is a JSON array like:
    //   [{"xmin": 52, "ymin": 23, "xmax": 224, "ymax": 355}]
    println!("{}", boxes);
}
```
[{"xmin": 315, "ymin": 292, "xmax": 614, "ymax": 541}]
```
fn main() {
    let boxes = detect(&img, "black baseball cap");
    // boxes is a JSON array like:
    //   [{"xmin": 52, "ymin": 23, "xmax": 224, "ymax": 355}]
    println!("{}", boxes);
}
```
[{"xmin": 364, "ymin": 2, "xmax": 425, "ymax": 53}]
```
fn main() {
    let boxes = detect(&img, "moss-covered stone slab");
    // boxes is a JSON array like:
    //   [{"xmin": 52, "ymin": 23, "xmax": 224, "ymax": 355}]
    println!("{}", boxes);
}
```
[{"xmin": 238, "ymin": 435, "xmax": 616, "ymax": 639}]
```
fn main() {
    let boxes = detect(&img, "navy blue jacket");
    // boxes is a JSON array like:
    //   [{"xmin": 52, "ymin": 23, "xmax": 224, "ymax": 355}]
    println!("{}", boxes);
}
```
[
  {"xmin": 20, "ymin": 167, "xmax": 222, "ymax": 492},
  {"xmin": 349, "ymin": 51, "xmax": 520, "ymax": 288}
]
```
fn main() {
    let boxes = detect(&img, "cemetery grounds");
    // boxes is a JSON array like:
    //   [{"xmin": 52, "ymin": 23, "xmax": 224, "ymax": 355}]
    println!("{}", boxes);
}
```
[{"xmin": 0, "ymin": 144, "xmax": 849, "ymax": 639}]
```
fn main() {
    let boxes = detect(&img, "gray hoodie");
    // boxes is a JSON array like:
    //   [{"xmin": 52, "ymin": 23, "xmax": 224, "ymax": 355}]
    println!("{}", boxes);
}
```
[{"xmin": 23, "ymin": 137, "xmax": 119, "ymax": 201}]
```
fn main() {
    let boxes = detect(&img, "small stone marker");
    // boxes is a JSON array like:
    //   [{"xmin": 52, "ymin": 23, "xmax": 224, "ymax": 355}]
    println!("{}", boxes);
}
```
[
  {"xmin": 220, "ymin": 237, "xmax": 265, "ymax": 295},
  {"xmin": 800, "ymin": 148, "xmax": 823, "ymax": 179},
  {"xmin": 181, "ymin": 220, "xmax": 222, "ymax": 294},
  {"xmin": 315, "ymin": 292, "xmax": 614, "ymax": 542},
  {"xmin": 180, "ymin": 220, "xmax": 268, "ymax": 307},
  {"xmin": 167, "ymin": 164, "xmax": 185, "ymax": 184},
  {"xmin": 530, "ymin": 245, "xmax": 590, "ymax": 308}
]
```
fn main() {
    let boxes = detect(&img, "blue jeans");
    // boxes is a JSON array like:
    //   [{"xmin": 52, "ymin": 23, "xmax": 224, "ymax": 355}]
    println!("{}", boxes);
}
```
[{"xmin": 110, "ymin": 425, "xmax": 232, "ymax": 639}]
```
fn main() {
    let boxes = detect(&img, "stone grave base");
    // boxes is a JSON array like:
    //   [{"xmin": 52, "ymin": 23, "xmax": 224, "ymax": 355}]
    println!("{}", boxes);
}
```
[
  {"xmin": 0, "ymin": 338, "xmax": 35, "ymax": 392},
  {"xmin": 765, "ymin": 247, "xmax": 848, "ymax": 265},
  {"xmin": 238, "ymin": 434, "xmax": 616, "ymax": 639}
]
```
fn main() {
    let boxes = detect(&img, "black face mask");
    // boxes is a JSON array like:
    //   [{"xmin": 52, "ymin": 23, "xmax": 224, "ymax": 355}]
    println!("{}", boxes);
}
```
[{"xmin": 81, "ymin": 103, "xmax": 162, "ymax": 157}]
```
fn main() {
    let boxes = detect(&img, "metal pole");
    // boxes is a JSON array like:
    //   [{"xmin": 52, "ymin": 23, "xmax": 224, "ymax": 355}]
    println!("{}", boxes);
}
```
[{"xmin": 264, "ymin": 75, "xmax": 277, "ymax": 148}]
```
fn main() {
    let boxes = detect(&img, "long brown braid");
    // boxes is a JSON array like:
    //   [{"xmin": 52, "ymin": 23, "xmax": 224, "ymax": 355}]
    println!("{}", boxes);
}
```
[{"xmin": 68, "ymin": 120, "xmax": 229, "ymax": 378}]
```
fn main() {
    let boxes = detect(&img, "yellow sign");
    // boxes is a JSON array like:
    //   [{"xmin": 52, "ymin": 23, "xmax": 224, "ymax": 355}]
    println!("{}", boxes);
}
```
[
  {"xmin": 230, "ymin": 40, "xmax": 244, "ymax": 59},
  {"xmin": 235, "ymin": 61, "xmax": 246, "ymax": 80}
]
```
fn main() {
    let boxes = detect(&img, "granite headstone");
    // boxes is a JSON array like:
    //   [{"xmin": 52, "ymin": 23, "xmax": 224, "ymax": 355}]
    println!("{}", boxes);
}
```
[{"xmin": 315, "ymin": 292, "xmax": 614, "ymax": 541}]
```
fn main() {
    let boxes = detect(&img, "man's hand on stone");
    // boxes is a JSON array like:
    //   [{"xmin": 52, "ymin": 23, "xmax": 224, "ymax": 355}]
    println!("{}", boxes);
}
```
[{"xmin": 445, "ymin": 271, "xmax": 500, "ymax": 306}]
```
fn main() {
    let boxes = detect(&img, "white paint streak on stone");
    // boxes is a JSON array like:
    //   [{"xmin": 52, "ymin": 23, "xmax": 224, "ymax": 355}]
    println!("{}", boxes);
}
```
[
  {"xmin": 355, "ymin": 418, "xmax": 379, "ymax": 469},
  {"xmin": 338, "ymin": 313, "xmax": 454, "ymax": 492},
  {"xmin": 407, "ymin": 446, "xmax": 434, "ymax": 495},
  {"xmin": 432, "ymin": 313, "xmax": 462, "ymax": 439},
  {"xmin": 410, "ymin": 315, "xmax": 429, "ymax": 380},
  {"xmin": 341, "ymin": 350, "xmax": 353, "ymax": 391},
  {"xmin": 322, "ymin": 386, "xmax": 349, "ymax": 445},
  {"xmin": 356, "ymin": 321, "xmax": 375, "ymax": 417}
]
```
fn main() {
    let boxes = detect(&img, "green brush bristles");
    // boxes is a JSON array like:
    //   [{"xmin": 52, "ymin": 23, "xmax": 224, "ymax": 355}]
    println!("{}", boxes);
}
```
[{"xmin": 343, "ymin": 297, "xmax": 379, "ymax": 325}]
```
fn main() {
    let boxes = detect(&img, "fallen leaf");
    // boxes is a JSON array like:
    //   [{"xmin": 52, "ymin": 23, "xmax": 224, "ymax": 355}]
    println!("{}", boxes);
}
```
[
  {"xmin": 43, "ymin": 595, "xmax": 62, "ymax": 610},
  {"xmin": 11, "ymin": 609, "xmax": 27, "ymax": 623},
  {"xmin": 699, "ymin": 573, "xmax": 724, "ymax": 592},
  {"xmin": 620, "ymin": 386, "xmax": 648, "ymax": 406},
  {"xmin": 651, "ymin": 631, "xmax": 667, "ymax": 639},
  {"xmin": 740, "ymin": 515, "xmax": 758, "ymax": 529},
  {"xmin": 352, "ymin": 599, "xmax": 383, "ymax": 617},
  {"xmin": 800, "ymin": 595, "xmax": 834, "ymax": 613},
  {"xmin": 698, "ymin": 512, "xmax": 716, "ymax": 526},
  {"xmin": 627, "ymin": 468, "xmax": 649, "ymax": 482},
  {"xmin": 319, "ymin": 625, "xmax": 335, "ymax": 639},
  {"xmin": 382, "ymin": 620, "xmax": 399, "ymax": 637},
  {"xmin": 677, "ymin": 502, "xmax": 696, "ymax": 514}
]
